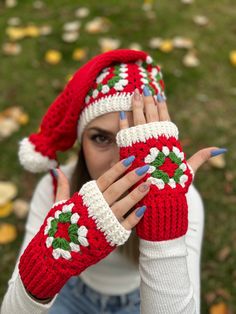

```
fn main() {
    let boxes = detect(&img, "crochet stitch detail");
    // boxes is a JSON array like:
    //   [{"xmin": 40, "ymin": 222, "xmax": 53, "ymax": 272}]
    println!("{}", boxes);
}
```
[{"xmin": 79, "ymin": 180, "xmax": 131, "ymax": 246}]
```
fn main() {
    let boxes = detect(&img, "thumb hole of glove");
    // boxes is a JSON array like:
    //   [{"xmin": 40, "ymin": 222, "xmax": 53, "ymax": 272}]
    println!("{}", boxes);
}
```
[
  {"xmin": 187, "ymin": 146, "xmax": 219, "ymax": 174},
  {"xmin": 54, "ymin": 168, "xmax": 70, "ymax": 202}
]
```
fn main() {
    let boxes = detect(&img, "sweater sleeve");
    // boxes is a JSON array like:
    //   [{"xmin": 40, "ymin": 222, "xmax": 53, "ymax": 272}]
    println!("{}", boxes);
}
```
[
  {"xmin": 139, "ymin": 184, "xmax": 204, "ymax": 314},
  {"xmin": 1, "ymin": 164, "xmax": 75, "ymax": 314}
]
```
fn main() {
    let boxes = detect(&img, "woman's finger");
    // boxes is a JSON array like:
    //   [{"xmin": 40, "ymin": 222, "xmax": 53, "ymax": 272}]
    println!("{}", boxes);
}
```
[
  {"xmin": 52, "ymin": 168, "xmax": 70, "ymax": 202},
  {"xmin": 132, "ymin": 88, "xmax": 146, "ymax": 125},
  {"xmin": 119, "ymin": 111, "xmax": 129, "ymax": 130},
  {"xmin": 121, "ymin": 205, "xmax": 147, "ymax": 230},
  {"xmin": 187, "ymin": 147, "xmax": 227, "ymax": 174},
  {"xmin": 111, "ymin": 180, "xmax": 151, "ymax": 220},
  {"xmin": 155, "ymin": 94, "xmax": 171, "ymax": 121},
  {"xmin": 96, "ymin": 156, "xmax": 136, "ymax": 192},
  {"xmin": 143, "ymin": 86, "xmax": 159, "ymax": 122}
]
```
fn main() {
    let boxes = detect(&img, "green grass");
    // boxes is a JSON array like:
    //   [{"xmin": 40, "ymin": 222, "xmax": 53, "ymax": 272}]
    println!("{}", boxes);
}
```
[{"xmin": 0, "ymin": 0, "xmax": 235, "ymax": 312}]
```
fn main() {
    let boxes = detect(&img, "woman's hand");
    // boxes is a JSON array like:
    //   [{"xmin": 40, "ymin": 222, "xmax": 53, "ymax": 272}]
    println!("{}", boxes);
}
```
[
  {"xmin": 54, "ymin": 159, "xmax": 151, "ymax": 231},
  {"xmin": 119, "ymin": 87, "xmax": 219, "ymax": 175}
]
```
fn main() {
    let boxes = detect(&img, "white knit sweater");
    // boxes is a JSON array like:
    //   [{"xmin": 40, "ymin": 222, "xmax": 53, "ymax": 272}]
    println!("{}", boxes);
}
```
[{"xmin": 1, "ymin": 162, "xmax": 204, "ymax": 314}]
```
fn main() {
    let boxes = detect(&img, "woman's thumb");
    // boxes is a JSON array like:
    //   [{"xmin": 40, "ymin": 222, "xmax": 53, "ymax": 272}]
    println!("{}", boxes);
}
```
[
  {"xmin": 187, "ymin": 147, "xmax": 228, "ymax": 174},
  {"xmin": 52, "ymin": 168, "xmax": 70, "ymax": 202}
]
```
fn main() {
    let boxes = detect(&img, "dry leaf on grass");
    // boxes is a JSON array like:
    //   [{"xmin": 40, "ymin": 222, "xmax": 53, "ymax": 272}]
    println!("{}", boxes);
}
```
[
  {"xmin": 98, "ymin": 37, "xmax": 121, "ymax": 53},
  {"xmin": 193, "ymin": 15, "xmax": 209, "ymax": 26},
  {"xmin": 183, "ymin": 51, "xmax": 200, "ymax": 67},
  {"xmin": 85, "ymin": 17, "xmax": 111, "ymax": 34},
  {"xmin": 208, "ymin": 154, "xmax": 226, "ymax": 169},
  {"xmin": 0, "ymin": 202, "xmax": 13, "ymax": 218},
  {"xmin": 13, "ymin": 199, "xmax": 29, "ymax": 219},
  {"xmin": 229, "ymin": 51, "xmax": 236, "ymax": 66},
  {"xmin": 62, "ymin": 32, "xmax": 79, "ymax": 43},
  {"xmin": 72, "ymin": 48, "xmax": 87, "ymax": 61},
  {"xmin": 149, "ymin": 37, "xmax": 163, "ymax": 49},
  {"xmin": 129, "ymin": 43, "xmax": 142, "ymax": 51},
  {"xmin": 2, "ymin": 42, "xmax": 22, "ymax": 55},
  {"xmin": 172, "ymin": 36, "xmax": 194, "ymax": 49},
  {"xmin": 217, "ymin": 246, "xmax": 231, "ymax": 262},
  {"xmin": 159, "ymin": 40, "xmax": 173, "ymax": 53},
  {"xmin": 75, "ymin": 7, "xmax": 90, "ymax": 18},
  {"xmin": 210, "ymin": 302, "xmax": 229, "ymax": 314},
  {"xmin": 45, "ymin": 50, "xmax": 62, "ymax": 64},
  {"xmin": 0, "ymin": 223, "xmax": 17, "ymax": 244},
  {"xmin": 0, "ymin": 181, "xmax": 18, "ymax": 206},
  {"xmin": 0, "ymin": 118, "xmax": 19, "ymax": 139}
]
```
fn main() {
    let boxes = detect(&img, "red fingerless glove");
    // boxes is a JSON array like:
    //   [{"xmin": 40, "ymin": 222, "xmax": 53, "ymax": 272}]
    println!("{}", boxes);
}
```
[
  {"xmin": 19, "ymin": 180, "xmax": 131, "ymax": 299},
  {"xmin": 116, "ymin": 121, "xmax": 194, "ymax": 242}
]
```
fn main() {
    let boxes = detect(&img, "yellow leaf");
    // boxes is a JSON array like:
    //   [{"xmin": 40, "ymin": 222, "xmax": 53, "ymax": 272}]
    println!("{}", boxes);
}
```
[
  {"xmin": 229, "ymin": 50, "xmax": 236, "ymax": 66},
  {"xmin": 183, "ymin": 51, "xmax": 200, "ymax": 67},
  {"xmin": 45, "ymin": 50, "xmax": 62, "ymax": 65},
  {"xmin": 0, "ymin": 182, "xmax": 18, "ymax": 206},
  {"xmin": 72, "ymin": 48, "xmax": 87, "ymax": 61},
  {"xmin": 0, "ymin": 202, "xmax": 13, "ymax": 218},
  {"xmin": 210, "ymin": 302, "xmax": 229, "ymax": 314},
  {"xmin": 0, "ymin": 223, "xmax": 17, "ymax": 244},
  {"xmin": 17, "ymin": 113, "xmax": 29, "ymax": 125},
  {"xmin": 24, "ymin": 25, "xmax": 40, "ymax": 37},
  {"xmin": 159, "ymin": 40, "xmax": 173, "ymax": 53},
  {"xmin": 6, "ymin": 27, "xmax": 25, "ymax": 40}
]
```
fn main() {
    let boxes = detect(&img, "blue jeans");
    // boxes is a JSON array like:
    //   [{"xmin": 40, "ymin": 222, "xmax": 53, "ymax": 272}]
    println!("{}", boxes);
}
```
[{"xmin": 49, "ymin": 276, "xmax": 140, "ymax": 314}]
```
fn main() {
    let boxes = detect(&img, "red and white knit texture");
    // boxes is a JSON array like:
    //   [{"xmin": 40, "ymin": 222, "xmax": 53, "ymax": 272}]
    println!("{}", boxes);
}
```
[
  {"xmin": 18, "ymin": 180, "xmax": 131, "ymax": 299},
  {"xmin": 116, "ymin": 121, "xmax": 194, "ymax": 241}
]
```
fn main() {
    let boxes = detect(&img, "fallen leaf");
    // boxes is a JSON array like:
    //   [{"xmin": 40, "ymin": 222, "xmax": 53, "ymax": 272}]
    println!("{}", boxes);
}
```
[
  {"xmin": 63, "ymin": 21, "xmax": 81, "ymax": 32},
  {"xmin": 172, "ymin": 36, "xmax": 194, "ymax": 49},
  {"xmin": 85, "ymin": 17, "xmax": 111, "ymax": 34},
  {"xmin": 62, "ymin": 32, "xmax": 79, "ymax": 43},
  {"xmin": 193, "ymin": 15, "xmax": 209, "ymax": 26},
  {"xmin": 181, "ymin": 0, "xmax": 194, "ymax": 4},
  {"xmin": 183, "ymin": 51, "xmax": 200, "ymax": 67},
  {"xmin": 39, "ymin": 25, "xmax": 52, "ymax": 36},
  {"xmin": 75, "ymin": 7, "xmax": 90, "ymax": 18},
  {"xmin": 149, "ymin": 37, "xmax": 163, "ymax": 49},
  {"xmin": 13, "ymin": 199, "xmax": 29, "ymax": 219},
  {"xmin": 217, "ymin": 246, "xmax": 231, "ymax": 262},
  {"xmin": 0, "ymin": 118, "xmax": 19, "ymax": 139},
  {"xmin": 33, "ymin": 0, "xmax": 44, "ymax": 9},
  {"xmin": 129, "ymin": 42, "xmax": 142, "ymax": 51},
  {"xmin": 6, "ymin": 27, "xmax": 25, "ymax": 40},
  {"xmin": 205, "ymin": 292, "xmax": 216, "ymax": 304},
  {"xmin": 24, "ymin": 25, "xmax": 40, "ymax": 37},
  {"xmin": 208, "ymin": 154, "xmax": 226, "ymax": 169},
  {"xmin": 2, "ymin": 42, "xmax": 22, "ymax": 55},
  {"xmin": 0, "ymin": 223, "xmax": 17, "ymax": 244},
  {"xmin": 216, "ymin": 288, "xmax": 231, "ymax": 300},
  {"xmin": 0, "ymin": 181, "xmax": 18, "ymax": 206},
  {"xmin": 45, "ymin": 50, "xmax": 62, "ymax": 65},
  {"xmin": 229, "ymin": 51, "xmax": 236, "ymax": 66},
  {"xmin": 159, "ymin": 40, "xmax": 173, "ymax": 53},
  {"xmin": 210, "ymin": 302, "xmax": 229, "ymax": 314},
  {"xmin": 142, "ymin": 0, "xmax": 153, "ymax": 11},
  {"xmin": 0, "ymin": 202, "xmax": 13, "ymax": 218},
  {"xmin": 7, "ymin": 17, "xmax": 21, "ymax": 26},
  {"xmin": 5, "ymin": 0, "xmax": 17, "ymax": 8},
  {"xmin": 98, "ymin": 37, "xmax": 121, "ymax": 53},
  {"xmin": 72, "ymin": 48, "xmax": 87, "ymax": 61}
]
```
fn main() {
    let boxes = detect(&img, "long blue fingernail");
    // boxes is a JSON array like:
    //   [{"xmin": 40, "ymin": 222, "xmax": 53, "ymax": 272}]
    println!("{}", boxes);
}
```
[
  {"xmin": 143, "ymin": 85, "xmax": 151, "ymax": 96},
  {"xmin": 135, "ymin": 165, "xmax": 150, "ymax": 176},
  {"xmin": 51, "ymin": 168, "xmax": 58, "ymax": 179},
  {"xmin": 156, "ymin": 94, "xmax": 164, "ymax": 102},
  {"xmin": 119, "ymin": 111, "xmax": 126, "ymax": 120},
  {"xmin": 136, "ymin": 205, "xmax": 147, "ymax": 217},
  {"xmin": 210, "ymin": 148, "xmax": 228, "ymax": 157},
  {"xmin": 122, "ymin": 155, "xmax": 136, "ymax": 167}
]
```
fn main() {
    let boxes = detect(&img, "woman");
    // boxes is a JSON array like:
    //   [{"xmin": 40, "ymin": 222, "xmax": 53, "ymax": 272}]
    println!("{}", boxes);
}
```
[{"xmin": 1, "ymin": 49, "xmax": 226, "ymax": 314}]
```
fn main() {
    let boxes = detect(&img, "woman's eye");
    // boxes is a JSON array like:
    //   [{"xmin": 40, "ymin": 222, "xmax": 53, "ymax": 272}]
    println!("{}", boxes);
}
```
[{"xmin": 91, "ymin": 134, "xmax": 111, "ymax": 145}]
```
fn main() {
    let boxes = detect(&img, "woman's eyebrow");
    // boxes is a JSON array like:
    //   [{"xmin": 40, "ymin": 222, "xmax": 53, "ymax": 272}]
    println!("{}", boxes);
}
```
[{"xmin": 87, "ymin": 127, "xmax": 115, "ymax": 136}]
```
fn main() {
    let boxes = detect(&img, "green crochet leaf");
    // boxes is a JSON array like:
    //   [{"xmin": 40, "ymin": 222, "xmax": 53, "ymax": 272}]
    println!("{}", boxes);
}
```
[
  {"xmin": 52, "ymin": 237, "xmax": 70, "ymax": 251},
  {"xmin": 58, "ymin": 212, "xmax": 72, "ymax": 223},
  {"xmin": 169, "ymin": 152, "xmax": 182, "ymax": 165}
]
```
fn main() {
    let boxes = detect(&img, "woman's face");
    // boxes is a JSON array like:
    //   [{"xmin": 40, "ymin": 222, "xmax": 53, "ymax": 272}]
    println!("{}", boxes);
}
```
[{"xmin": 82, "ymin": 111, "xmax": 134, "ymax": 180}]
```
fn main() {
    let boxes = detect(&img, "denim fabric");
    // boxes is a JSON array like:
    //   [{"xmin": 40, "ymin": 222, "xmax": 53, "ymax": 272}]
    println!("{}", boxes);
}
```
[{"xmin": 49, "ymin": 276, "xmax": 140, "ymax": 314}]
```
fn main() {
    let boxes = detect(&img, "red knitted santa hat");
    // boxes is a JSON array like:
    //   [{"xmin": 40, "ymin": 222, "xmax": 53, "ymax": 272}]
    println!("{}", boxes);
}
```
[{"xmin": 18, "ymin": 49, "xmax": 166, "ymax": 173}]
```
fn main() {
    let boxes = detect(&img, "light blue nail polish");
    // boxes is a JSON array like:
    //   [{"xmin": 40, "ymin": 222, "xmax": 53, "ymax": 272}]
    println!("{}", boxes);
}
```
[
  {"xmin": 123, "ymin": 156, "xmax": 136, "ymax": 167},
  {"xmin": 51, "ymin": 168, "xmax": 58, "ymax": 179},
  {"xmin": 135, "ymin": 165, "xmax": 150, "ymax": 176},
  {"xmin": 119, "ymin": 111, "xmax": 126, "ymax": 120},
  {"xmin": 143, "ymin": 86, "xmax": 151, "ymax": 96},
  {"xmin": 136, "ymin": 206, "xmax": 147, "ymax": 217},
  {"xmin": 156, "ymin": 94, "xmax": 164, "ymax": 102},
  {"xmin": 211, "ymin": 148, "xmax": 228, "ymax": 157}
]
